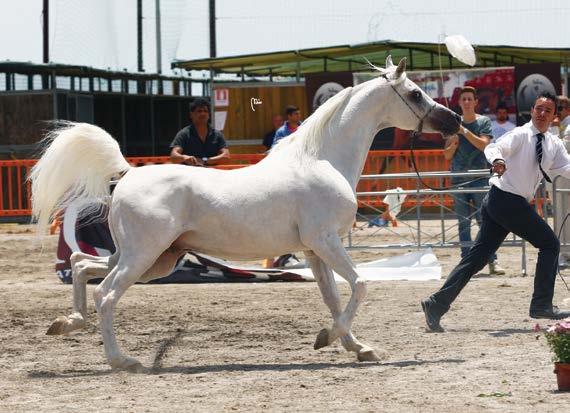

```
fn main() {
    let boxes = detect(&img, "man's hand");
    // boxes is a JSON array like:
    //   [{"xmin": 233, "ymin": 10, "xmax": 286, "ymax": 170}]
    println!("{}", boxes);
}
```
[
  {"xmin": 492, "ymin": 160, "xmax": 506, "ymax": 176},
  {"xmin": 443, "ymin": 135, "xmax": 460, "ymax": 161},
  {"xmin": 183, "ymin": 155, "xmax": 204, "ymax": 166},
  {"xmin": 448, "ymin": 135, "xmax": 459, "ymax": 147}
]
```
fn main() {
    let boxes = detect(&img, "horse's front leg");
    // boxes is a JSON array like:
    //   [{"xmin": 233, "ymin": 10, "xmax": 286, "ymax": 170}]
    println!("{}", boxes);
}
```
[
  {"xmin": 47, "ymin": 253, "xmax": 115, "ymax": 335},
  {"xmin": 304, "ymin": 234, "xmax": 384, "ymax": 362},
  {"xmin": 305, "ymin": 251, "xmax": 385, "ymax": 362}
]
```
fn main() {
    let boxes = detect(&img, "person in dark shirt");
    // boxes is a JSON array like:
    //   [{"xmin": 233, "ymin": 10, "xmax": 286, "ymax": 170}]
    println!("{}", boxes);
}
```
[
  {"xmin": 169, "ymin": 98, "xmax": 230, "ymax": 166},
  {"xmin": 262, "ymin": 114, "xmax": 284, "ymax": 151}
]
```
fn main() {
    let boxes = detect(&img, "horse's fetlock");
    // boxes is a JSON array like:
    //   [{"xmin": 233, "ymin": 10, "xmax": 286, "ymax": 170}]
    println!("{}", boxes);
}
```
[{"xmin": 350, "ymin": 279, "xmax": 365, "ymax": 300}]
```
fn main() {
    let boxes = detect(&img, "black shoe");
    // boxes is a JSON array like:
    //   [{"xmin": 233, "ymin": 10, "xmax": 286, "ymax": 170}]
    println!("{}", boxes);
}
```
[
  {"xmin": 529, "ymin": 305, "xmax": 570, "ymax": 320},
  {"xmin": 421, "ymin": 298, "xmax": 444, "ymax": 332}
]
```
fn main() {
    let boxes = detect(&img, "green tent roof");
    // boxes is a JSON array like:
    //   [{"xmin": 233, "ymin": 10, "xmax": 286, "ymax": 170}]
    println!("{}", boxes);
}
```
[{"xmin": 172, "ymin": 40, "xmax": 570, "ymax": 76}]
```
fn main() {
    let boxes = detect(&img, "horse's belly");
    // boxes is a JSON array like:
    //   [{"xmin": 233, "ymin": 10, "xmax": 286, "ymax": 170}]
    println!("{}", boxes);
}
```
[{"xmin": 173, "ymin": 227, "xmax": 305, "ymax": 260}]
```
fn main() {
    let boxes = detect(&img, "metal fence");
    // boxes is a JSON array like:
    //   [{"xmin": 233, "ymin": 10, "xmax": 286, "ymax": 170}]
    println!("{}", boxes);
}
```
[
  {"xmin": 3, "ymin": 152, "xmax": 564, "ymax": 276},
  {"xmin": 345, "ymin": 169, "xmax": 555, "ymax": 276}
]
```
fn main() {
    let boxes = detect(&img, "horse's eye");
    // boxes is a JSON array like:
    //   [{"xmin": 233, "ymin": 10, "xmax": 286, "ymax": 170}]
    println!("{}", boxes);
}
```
[{"xmin": 411, "ymin": 90, "xmax": 422, "ymax": 101}]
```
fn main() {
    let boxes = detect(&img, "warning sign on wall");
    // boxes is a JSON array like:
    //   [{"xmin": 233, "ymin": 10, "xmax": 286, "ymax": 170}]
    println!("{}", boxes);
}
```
[{"xmin": 214, "ymin": 88, "xmax": 229, "ymax": 107}]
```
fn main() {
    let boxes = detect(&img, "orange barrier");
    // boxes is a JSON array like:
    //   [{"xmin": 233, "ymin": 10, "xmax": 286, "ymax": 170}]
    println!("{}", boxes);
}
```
[
  {"xmin": 0, "ymin": 151, "xmax": 449, "ymax": 218},
  {"xmin": 0, "ymin": 159, "xmax": 35, "ymax": 217},
  {"xmin": 357, "ymin": 150, "xmax": 452, "ymax": 208}
]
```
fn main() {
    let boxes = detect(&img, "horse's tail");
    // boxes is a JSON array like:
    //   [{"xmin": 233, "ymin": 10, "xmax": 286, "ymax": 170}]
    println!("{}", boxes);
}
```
[{"xmin": 29, "ymin": 122, "xmax": 131, "ymax": 237}]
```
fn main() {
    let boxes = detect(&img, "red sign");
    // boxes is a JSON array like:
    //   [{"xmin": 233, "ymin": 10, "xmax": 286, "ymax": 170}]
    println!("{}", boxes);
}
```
[{"xmin": 214, "ymin": 88, "xmax": 229, "ymax": 107}]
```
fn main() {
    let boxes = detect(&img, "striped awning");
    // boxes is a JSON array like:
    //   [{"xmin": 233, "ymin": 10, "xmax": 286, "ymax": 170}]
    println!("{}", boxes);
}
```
[{"xmin": 172, "ymin": 40, "xmax": 570, "ymax": 77}]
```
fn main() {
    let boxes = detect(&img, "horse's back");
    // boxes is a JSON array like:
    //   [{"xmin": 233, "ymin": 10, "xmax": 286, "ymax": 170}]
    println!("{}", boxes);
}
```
[{"xmin": 107, "ymin": 157, "xmax": 356, "ymax": 259}]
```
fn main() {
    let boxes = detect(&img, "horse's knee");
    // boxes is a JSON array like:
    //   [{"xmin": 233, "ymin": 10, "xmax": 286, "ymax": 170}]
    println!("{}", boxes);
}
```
[
  {"xmin": 71, "ymin": 256, "xmax": 93, "ymax": 282},
  {"xmin": 70, "ymin": 252, "xmax": 91, "ymax": 268},
  {"xmin": 70, "ymin": 251, "xmax": 82, "ymax": 264}
]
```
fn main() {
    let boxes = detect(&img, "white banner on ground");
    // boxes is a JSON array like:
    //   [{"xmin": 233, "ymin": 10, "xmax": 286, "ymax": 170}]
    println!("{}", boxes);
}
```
[{"xmin": 287, "ymin": 248, "xmax": 441, "ymax": 282}]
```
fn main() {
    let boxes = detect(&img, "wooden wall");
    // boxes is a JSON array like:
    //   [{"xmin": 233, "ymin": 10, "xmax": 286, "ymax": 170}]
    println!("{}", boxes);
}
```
[
  {"xmin": 0, "ymin": 93, "xmax": 53, "ymax": 146},
  {"xmin": 213, "ymin": 84, "xmax": 307, "ymax": 141}
]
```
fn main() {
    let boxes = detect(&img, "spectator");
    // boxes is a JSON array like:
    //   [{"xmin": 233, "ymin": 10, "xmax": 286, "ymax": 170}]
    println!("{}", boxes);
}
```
[
  {"xmin": 444, "ymin": 86, "xmax": 505, "ymax": 275},
  {"xmin": 491, "ymin": 102, "xmax": 516, "ymax": 142},
  {"xmin": 262, "ymin": 114, "xmax": 284, "ymax": 151},
  {"xmin": 272, "ymin": 105, "xmax": 302, "ymax": 147},
  {"xmin": 556, "ymin": 95, "xmax": 570, "ymax": 139},
  {"xmin": 554, "ymin": 95, "xmax": 570, "ymax": 267},
  {"xmin": 170, "ymin": 98, "xmax": 230, "ymax": 166}
]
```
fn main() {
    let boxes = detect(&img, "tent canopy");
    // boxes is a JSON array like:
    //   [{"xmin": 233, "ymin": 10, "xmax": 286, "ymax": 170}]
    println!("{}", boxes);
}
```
[{"xmin": 172, "ymin": 40, "xmax": 570, "ymax": 77}]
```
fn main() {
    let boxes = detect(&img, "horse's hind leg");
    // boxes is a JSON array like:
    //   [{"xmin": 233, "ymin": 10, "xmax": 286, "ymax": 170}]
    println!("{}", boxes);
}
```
[
  {"xmin": 47, "ymin": 252, "xmax": 117, "ymax": 335},
  {"xmin": 306, "ymin": 252, "xmax": 384, "ymax": 362},
  {"xmin": 93, "ymin": 247, "xmax": 181, "ymax": 371}
]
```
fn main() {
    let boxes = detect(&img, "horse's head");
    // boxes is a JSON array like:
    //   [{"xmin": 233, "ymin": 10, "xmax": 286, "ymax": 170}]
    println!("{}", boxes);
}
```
[{"xmin": 377, "ymin": 56, "xmax": 461, "ymax": 136}]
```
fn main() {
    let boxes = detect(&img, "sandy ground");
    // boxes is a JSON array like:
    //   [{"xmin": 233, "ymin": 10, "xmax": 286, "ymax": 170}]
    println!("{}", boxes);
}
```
[{"xmin": 1, "ymin": 221, "xmax": 569, "ymax": 412}]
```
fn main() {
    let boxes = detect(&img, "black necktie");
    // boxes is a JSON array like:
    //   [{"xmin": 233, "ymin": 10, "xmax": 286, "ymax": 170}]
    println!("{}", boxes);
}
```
[{"xmin": 536, "ymin": 133, "xmax": 552, "ymax": 183}]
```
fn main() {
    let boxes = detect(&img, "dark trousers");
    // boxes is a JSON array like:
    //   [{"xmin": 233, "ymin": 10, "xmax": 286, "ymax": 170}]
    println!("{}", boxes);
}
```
[{"xmin": 430, "ymin": 186, "xmax": 560, "ymax": 316}]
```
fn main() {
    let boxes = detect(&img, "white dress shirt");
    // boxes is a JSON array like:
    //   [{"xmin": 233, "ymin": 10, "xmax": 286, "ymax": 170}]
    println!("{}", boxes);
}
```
[
  {"xmin": 561, "ymin": 116, "xmax": 570, "ymax": 144},
  {"xmin": 491, "ymin": 119, "xmax": 516, "ymax": 142},
  {"xmin": 484, "ymin": 121, "xmax": 570, "ymax": 200}
]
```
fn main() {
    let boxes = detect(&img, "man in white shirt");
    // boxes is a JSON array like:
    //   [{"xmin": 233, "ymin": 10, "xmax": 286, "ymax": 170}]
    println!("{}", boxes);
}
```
[
  {"xmin": 490, "ymin": 102, "xmax": 516, "ymax": 142},
  {"xmin": 422, "ymin": 93, "xmax": 570, "ymax": 332}
]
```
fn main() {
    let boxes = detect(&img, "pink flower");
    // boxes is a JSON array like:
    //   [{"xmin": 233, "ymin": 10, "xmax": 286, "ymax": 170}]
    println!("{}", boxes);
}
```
[{"xmin": 546, "ymin": 321, "xmax": 570, "ymax": 334}]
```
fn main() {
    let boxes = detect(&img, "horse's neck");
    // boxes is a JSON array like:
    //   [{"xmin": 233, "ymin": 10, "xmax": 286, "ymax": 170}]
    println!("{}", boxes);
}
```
[{"xmin": 315, "ymin": 94, "xmax": 388, "ymax": 189}]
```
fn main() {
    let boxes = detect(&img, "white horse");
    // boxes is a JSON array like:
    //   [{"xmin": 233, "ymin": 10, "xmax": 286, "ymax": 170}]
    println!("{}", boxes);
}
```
[{"xmin": 31, "ymin": 57, "xmax": 460, "ymax": 371}]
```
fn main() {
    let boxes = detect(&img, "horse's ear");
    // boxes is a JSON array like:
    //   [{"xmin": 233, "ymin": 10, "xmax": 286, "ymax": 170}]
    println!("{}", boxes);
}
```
[
  {"xmin": 395, "ymin": 57, "xmax": 407, "ymax": 79},
  {"xmin": 385, "ymin": 55, "xmax": 394, "ymax": 69}
]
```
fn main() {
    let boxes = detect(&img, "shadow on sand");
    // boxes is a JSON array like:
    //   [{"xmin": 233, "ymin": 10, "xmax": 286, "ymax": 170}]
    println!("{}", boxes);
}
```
[
  {"xmin": 483, "ymin": 328, "xmax": 535, "ymax": 337},
  {"xmin": 28, "ymin": 328, "xmax": 468, "ymax": 378},
  {"xmin": 27, "ymin": 357, "xmax": 465, "ymax": 378}
]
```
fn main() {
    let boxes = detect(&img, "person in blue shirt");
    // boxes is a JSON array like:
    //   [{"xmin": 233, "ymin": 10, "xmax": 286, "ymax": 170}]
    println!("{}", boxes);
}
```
[
  {"xmin": 271, "ymin": 105, "xmax": 302, "ymax": 147},
  {"xmin": 444, "ymin": 86, "xmax": 505, "ymax": 275}
]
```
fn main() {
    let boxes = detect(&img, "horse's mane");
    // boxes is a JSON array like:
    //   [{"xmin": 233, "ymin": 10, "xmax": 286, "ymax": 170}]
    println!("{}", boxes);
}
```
[
  {"xmin": 271, "ymin": 86, "xmax": 353, "ymax": 156},
  {"xmin": 270, "ymin": 61, "xmax": 405, "ymax": 157}
]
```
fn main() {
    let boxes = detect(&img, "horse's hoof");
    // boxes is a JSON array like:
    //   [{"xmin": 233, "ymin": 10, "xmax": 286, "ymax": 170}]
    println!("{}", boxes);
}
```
[
  {"xmin": 46, "ymin": 316, "xmax": 71, "ymax": 335},
  {"xmin": 111, "ymin": 357, "xmax": 144, "ymax": 373},
  {"xmin": 314, "ymin": 328, "xmax": 330, "ymax": 350},
  {"xmin": 125, "ymin": 361, "xmax": 144, "ymax": 373},
  {"xmin": 46, "ymin": 314, "xmax": 86, "ymax": 335},
  {"xmin": 357, "ymin": 348, "xmax": 387, "ymax": 362}
]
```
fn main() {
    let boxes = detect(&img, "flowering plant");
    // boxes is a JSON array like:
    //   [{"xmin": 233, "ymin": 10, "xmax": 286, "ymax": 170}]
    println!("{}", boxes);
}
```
[{"xmin": 544, "ymin": 320, "xmax": 570, "ymax": 363}]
